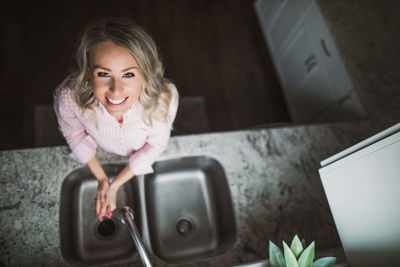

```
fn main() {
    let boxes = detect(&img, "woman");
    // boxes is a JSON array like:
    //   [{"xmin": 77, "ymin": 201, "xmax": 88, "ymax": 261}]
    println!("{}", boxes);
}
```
[{"xmin": 54, "ymin": 17, "xmax": 178, "ymax": 221}]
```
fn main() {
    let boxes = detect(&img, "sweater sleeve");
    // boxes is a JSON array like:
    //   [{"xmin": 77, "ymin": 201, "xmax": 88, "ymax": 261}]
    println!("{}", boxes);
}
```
[
  {"xmin": 53, "ymin": 85, "xmax": 97, "ymax": 164},
  {"xmin": 128, "ymin": 84, "xmax": 179, "ymax": 175}
]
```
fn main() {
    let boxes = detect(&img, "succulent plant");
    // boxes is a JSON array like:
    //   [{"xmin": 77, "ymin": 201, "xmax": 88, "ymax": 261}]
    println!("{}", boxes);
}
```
[{"xmin": 269, "ymin": 235, "xmax": 336, "ymax": 267}]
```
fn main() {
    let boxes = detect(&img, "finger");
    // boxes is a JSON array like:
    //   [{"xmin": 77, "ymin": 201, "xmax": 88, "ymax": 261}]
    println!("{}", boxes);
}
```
[
  {"xmin": 100, "ymin": 190, "xmax": 106, "ymax": 204},
  {"xmin": 96, "ymin": 193, "xmax": 101, "ymax": 215},
  {"xmin": 109, "ymin": 202, "xmax": 116, "ymax": 218},
  {"xmin": 99, "ymin": 182, "xmax": 105, "ymax": 200},
  {"xmin": 106, "ymin": 206, "xmax": 112, "ymax": 219},
  {"xmin": 97, "ymin": 205, "xmax": 103, "ymax": 221},
  {"xmin": 100, "ymin": 199, "xmax": 107, "ymax": 219}
]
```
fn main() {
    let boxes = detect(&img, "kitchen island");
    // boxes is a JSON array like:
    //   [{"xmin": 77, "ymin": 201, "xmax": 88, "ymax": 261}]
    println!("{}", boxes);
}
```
[{"xmin": 0, "ymin": 121, "xmax": 379, "ymax": 266}]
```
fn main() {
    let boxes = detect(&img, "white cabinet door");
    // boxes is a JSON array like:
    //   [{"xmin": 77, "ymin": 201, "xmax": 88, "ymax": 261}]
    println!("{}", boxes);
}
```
[
  {"xmin": 290, "ymin": 65, "xmax": 335, "ymax": 122},
  {"xmin": 268, "ymin": 0, "xmax": 303, "ymax": 56},
  {"xmin": 296, "ymin": 0, "xmax": 313, "ymax": 10},
  {"xmin": 254, "ymin": 0, "xmax": 312, "ymax": 59},
  {"xmin": 305, "ymin": 3, "xmax": 352, "ymax": 102},
  {"xmin": 254, "ymin": 0, "xmax": 365, "ymax": 123},
  {"xmin": 319, "ymin": 124, "xmax": 400, "ymax": 267},
  {"xmin": 278, "ymin": 25, "xmax": 320, "ymax": 90},
  {"xmin": 254, "ymin": 0, "xmax": 281, "ymax": 31},
  {"xmin": 313, "ymin": 90, "xmax": 366, "ymax": 122},
  {"xmin": 278, "ymin": 22, "xmax": 334, "ymax": 122}
]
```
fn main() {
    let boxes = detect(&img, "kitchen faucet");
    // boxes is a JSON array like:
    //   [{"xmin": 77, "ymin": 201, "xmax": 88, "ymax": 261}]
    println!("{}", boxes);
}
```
[{"xmin": 120, "ymin": 206, "xmax": 152, "ymax": 267}]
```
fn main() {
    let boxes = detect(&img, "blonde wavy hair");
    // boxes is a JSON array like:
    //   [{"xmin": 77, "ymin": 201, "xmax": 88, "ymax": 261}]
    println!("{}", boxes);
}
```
[{"xmin": 69, "ymin": 17, "xmax": 174, "ymax": 125}]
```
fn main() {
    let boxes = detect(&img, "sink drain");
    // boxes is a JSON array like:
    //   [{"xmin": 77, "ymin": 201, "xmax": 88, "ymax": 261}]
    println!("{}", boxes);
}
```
[
  {"xmin": 97, "ymin": 218, "xmax": 116, "ymax": 238},
  {"xmin": 176, "ymin": 218, "xmax": 193, "ymax": 236}
]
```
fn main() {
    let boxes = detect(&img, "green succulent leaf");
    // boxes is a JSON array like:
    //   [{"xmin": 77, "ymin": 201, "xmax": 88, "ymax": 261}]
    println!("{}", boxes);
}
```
[
  {"xmin": 312, "ymin": 257, "xmax": 336, "ymax": 267},
  {"xmin": 301, "ymin": 238, "xmax": 307, "ymax": 249},
  {"xmin": 283, "ymin": 241, "xmax": 299, "ymax": 267},
  {"xmin": 269, "ymin": 241, "xmax": 286, "ymax": 267},
  {"xmin": 290, "ymin": 235, "xmax": 303, "ymax": 258},
  {"xmin": 297, "ymin": 241, "xmax": 315, "ymax": 267}
]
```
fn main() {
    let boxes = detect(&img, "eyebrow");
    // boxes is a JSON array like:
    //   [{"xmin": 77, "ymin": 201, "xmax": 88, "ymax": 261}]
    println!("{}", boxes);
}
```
[{"xmin": 92, "ymin": 65, "xmax": 138, "ymax": 72}]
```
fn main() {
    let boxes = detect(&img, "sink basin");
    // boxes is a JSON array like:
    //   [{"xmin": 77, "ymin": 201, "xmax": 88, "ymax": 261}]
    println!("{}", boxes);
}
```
[
  {"xmin": 59, "ymin": 163, "xmax": 141, "ymax": 265},
  {"xmin": 59, "ymin": 156, "xmax": 236, "ymax": 265},
  {"xmin": 234, "ymin": 259, "xmax": 270, "ymax": 267},
  {"xmin": 143, "ymin": 156, "xmax": 236, "ymax": 263}
]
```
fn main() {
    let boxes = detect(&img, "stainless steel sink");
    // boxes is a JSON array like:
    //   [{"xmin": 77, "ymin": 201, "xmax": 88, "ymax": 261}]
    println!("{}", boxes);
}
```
[
  {"xmin": 59, "ymin": 156, "xmax": 236, "ymax": 265},
  {"xmin": 59, "ymin": 163, "xmax": 140, "ymax": 265},
  {"xmin": 143, "ymin": 156, "xmax": 236, "ymax": 263},
  {"xmin": 234, "ymin": 259, "xmax": 270, "ymax": 267}
]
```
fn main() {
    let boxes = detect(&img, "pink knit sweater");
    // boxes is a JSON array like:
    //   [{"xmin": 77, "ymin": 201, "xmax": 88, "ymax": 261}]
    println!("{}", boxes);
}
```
[{"xmin": 53, "ymin": 80, "xmax": 178, "ymax": 175}]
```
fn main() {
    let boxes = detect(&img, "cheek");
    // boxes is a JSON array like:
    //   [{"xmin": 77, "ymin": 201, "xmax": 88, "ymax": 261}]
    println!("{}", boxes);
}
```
[
  {"xmin": 129, "ymin": 86, "xmax": 141, "ymax": 102},
  {"xmin": 93, "ymin": 78, "xmax": 109, "ymax": 88},
  {"xmin": 134, "ymin": 84, "xmax": 142, "ymax": 96},
  {"xmin": 124, "ymin": 80, "xmax": 142, "ymax": 97},
  {"xmin": 92, "ymin": 78, "xmax": 110, "ymax": 91},
  {"xmin": 92, "ymin": 84, "xmax": 107, "ymax": 101}
]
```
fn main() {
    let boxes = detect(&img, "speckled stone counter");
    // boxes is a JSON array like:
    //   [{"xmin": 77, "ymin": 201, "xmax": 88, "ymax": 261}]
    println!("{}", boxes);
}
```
[
  {"xmin": 2, "ymin": 0, "xmax": 399, "ymax": 265},
  {"xmin": 0, "ymin": 121, "xmax": 384, "ymax": 267}
]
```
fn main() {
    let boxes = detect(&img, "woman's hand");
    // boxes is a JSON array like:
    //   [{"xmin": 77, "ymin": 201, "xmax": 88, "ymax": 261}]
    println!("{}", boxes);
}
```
[
  {"xmin": 97, "ymin": 182, "xmax": 119, "ymax": 221},
  {"xmin": 87, "ymin": 156, "xmax": 135, "ymax": 221},
  {"xmin": 96, "ymin": 178, "xmax": 110, "ymax": 221}
]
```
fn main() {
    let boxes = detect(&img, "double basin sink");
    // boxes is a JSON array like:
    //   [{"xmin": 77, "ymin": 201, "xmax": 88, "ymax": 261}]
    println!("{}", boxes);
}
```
[{"xmin": 59, "ymin": 156, "xmax": 236, "ymax": 265}]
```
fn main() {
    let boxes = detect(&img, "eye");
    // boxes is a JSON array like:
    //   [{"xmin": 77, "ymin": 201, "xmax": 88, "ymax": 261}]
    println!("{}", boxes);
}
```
[
  {"xmin": 97, "ymin": 71, "xmax": 110, "ymax": 77},
  {"xmin": 122, "ymin": 72, "xmax": 135, "ymax": 78}
]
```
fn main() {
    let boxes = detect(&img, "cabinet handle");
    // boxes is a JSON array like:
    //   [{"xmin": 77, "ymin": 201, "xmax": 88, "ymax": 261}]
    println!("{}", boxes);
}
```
[
  {"xmin": 321, "ymin": 39, "xmax": 331, "ymax": 57},
  {"xmin": 305, "ymin": 55, "xmax": 316, "ymax": 65},
  {"xmin": 306, "ymin": 61, "xmax": 317, "ymax": 73},
  {"xmin": 305, "ymin": 54, "xmax": 317, "ymax": 73}
]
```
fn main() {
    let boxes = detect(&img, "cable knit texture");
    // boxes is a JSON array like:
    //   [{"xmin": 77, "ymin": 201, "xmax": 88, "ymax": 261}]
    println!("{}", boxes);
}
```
[{"xmin": 53, "ymin": 79, "xmax": 178, "ymax": 175}]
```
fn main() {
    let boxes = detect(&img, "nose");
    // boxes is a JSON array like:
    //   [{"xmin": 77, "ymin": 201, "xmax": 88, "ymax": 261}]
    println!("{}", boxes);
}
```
[{"xmin": 109, "ymin": 78, "xmax": 123, "ymax": 95}]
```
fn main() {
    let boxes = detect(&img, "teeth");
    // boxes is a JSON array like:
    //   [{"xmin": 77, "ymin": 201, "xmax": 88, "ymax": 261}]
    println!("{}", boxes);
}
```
[{"xmin": 107, "ymin": 97, "xmax": 127, "ymax": 105}]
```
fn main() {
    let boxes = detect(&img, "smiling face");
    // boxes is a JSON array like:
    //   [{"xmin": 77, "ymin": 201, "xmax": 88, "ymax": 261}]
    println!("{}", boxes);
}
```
[{"xmin": 89, "ymin": 40, "xmax": 144, "ymax": 123}]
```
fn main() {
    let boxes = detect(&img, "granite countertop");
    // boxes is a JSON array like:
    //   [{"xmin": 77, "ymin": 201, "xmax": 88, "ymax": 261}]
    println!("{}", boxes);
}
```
[
  {"xmin": 0, "ymin": 121, "xmax": 382, "ymax": 267},
  {"xmin": 1, "ymin": 0, "xmax": 399, "ymax": 265}
]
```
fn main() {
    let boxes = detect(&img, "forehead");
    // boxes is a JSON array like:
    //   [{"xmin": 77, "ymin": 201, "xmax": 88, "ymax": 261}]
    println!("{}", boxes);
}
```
[{"xmin": 89, "ymin": 40, "xmax": 138, "ymax": 67}]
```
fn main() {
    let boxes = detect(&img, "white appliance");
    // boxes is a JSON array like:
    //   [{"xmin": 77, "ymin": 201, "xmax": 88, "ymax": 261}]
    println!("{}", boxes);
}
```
[{"xmin": 319, "ymin": 123, "xmax": 400, "ymax": 267}]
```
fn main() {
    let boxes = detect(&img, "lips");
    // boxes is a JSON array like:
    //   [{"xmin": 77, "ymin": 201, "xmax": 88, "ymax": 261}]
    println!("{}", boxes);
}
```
[{"xmin": 106, "ymin": 97, "xmax": 128, "ymax": 106}]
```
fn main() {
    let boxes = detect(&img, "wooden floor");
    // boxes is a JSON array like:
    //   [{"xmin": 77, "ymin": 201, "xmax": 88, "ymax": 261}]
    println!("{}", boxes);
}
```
[{"xmin": 0, "ymin": 0, "xmax": 290, "ymax": 150}]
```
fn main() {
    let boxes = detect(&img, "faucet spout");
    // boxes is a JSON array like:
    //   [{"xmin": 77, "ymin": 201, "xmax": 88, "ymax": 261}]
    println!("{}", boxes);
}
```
[{"xmin": 120, "ymin": 206, "xmax": 152, "ymax": 267}]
